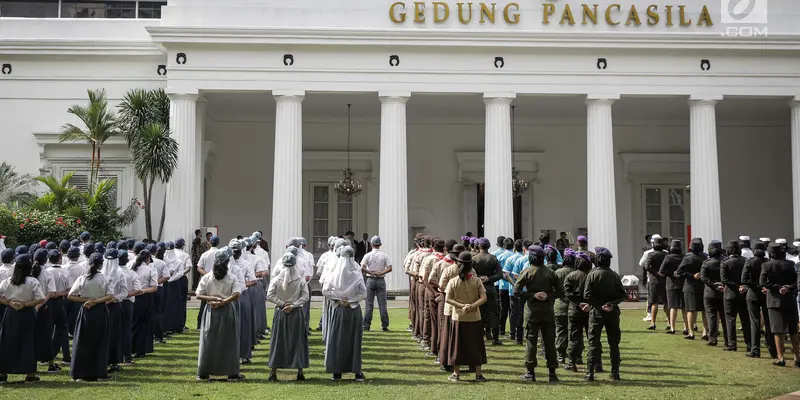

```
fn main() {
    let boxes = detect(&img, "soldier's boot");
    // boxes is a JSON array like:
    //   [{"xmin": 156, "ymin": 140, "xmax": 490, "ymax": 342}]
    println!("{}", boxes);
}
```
[{"xmin": 584, "ymin": 364, "xmax": 595, "ymax": 382}]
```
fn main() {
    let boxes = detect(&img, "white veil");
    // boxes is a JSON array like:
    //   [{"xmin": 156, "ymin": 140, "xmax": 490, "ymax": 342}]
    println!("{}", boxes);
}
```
[
  {"xmin": 322, "ymin": 245, "xmax": 362, "ymax": 300},
  {"xmin": 101, "ymin": 257, "xmax": 121, "ymax": 283}
]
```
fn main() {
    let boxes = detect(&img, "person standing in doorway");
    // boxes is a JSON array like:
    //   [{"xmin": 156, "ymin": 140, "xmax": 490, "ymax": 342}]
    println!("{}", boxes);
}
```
[
  {"xmin": 361, "ymin": 236, "xmax": 392, "ymax": 332},
  {"xmin": 191, "ymin": 229, "xmax": 209, "ymax": 292}
]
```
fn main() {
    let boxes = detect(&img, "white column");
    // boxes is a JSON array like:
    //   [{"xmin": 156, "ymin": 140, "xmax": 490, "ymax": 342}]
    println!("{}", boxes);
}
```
[
  {"xmin": 689, "ymin": 96, "xmax": 723, "ymax": 242},
  {"xmin": 483, "ymin": 93, "xmax": 515, "ymax": 248},
  {"xmin": 195, "ymin": 99, "xmax": 207, "ymax": 228},
  {"xmin": 378, "ymin": 92, "xmax": 410, "ymax": 292},
  {"xmin": 586, "ymin": 95, "xmax": 619, "ymax": 271},
  {"xmin": 164, "ymin": 92, "xmax": 199, "ymax": 242},
  {"xmin": 791, "ymin": 99, "xmax": 800, "ymax": 238},
  {"xmin": 270, "ymin": 90, "xmax": 304, "ymax": 266}
]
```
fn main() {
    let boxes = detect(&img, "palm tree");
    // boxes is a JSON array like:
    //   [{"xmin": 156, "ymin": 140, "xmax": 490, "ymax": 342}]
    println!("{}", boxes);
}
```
[
  {"xmin": 0, "ymin": 162, "xmax": 36, "ymax": 206},
  {"xmin": 29, "ymin": 172, "xmax": 83, "ymax": 213},
  {"xmin": 118, "ymin": 88, "xmax": 177, "ymax": 241},
  {"xmin": 59, "ymin": 89, "xmax": 119, "ymax": 188}
]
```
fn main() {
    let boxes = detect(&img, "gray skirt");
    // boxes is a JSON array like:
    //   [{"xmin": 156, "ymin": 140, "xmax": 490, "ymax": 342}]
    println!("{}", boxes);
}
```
[
  {"xmin": 238, "ymin": 290, "xmax": 253, "ymax": 359},
  {"xmin": 324, "ymin": 304, "xmax": 363, "ymax": 374},
  {"xmin": 197, "ymin": 301, "xmax": 240, "ymax": 377},
  {"xmin": 269, "ymin": 306, "xmax": 309, "ymax": 369},
  {"xmin": 254, "ymin": 280, "xmax": 268, "ymax": 333}
]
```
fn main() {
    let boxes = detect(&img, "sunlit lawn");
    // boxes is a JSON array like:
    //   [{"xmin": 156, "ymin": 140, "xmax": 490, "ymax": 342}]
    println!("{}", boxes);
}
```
[{"xmin": 1, "ymin": 308, "xmax": 799, "ymax": 399}]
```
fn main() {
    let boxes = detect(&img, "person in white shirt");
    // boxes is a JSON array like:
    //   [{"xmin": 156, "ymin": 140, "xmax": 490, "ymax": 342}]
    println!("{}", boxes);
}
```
[
  {"xmin": 68, "ymin": 252, "xmax": 115, "ymax": 381},
  {"xmin": 242, "ymin": 237, "xmax": 263, "ymax": 345},
  {"xmin": 195, "ymin": 236, "xmax": 219, "ymax": 330},
  {"xmin": 151, "ymin": 244, "xmax": 171, "ymax": 343},
  {"xmin": 323, "ymin": 245, "xmax": 367, "ymax": 382},
  {"xmin": 246, "ymin": 236, "xmax": 269, "ymax": 338},
  {"xmin": 314, "ymin": 237, "xmax": 337, "ymax": 331},
  {"xmin": 103, "ymin": 249, "xmax": 130, "ymax": 374},
  {"xmin": 639, "ymin": 234, "xmax": 660, "ymax": 322},
  {"xmin": 118, "ymin": 251, "xmax": 143, "ymax": 365},
  {"xmin": 360, "ymin": 236, "xmax": 393, "ymax": 332},
  {"xmin": 31, "ymin": 249, "xmax": 57, "ymax": 370},
  {"xmin": 0, "ymin": 254, "xmax": 46, "ymax": 383},
  {"xmin": 196, "ymin": 249, "xmax": 244, "ymax": 381},
  {"xmin": 0, "ymin": 249, "xmax": 14, "ymax": 322},
  {"xmin": 62, "ymin": 246, "xmax": 86, "ymax": 337},
  {"xmin": 229, "ymin": 240, "xmax": 258, "ymax": 365},
  {"xmin": 46, "ymin": 250, "xmax": 71, "ymax": 368},
  {"xmin": 298, "ymin": 237, "xmax": 315, "ymax": 333},
  {"xmin": 739, "ymin": 236, "xmax": 754, "ymax": 259},
  {"xmin": 267, "ymin": 252, "xmax": 310, "ymax": 382},
  {"xmin": 130, "ymin": 250, "xmax": 157, "ymax": 358},
  {"xmin": 169, "ymin": 238, "xmax": 192, "ymax": 334}
]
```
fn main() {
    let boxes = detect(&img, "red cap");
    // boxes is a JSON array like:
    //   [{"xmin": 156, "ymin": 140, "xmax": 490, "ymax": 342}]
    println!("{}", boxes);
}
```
[
  {"xmin": 39, "ymin": 239, "xmax": 47, "ymax": 247},
  {"xmin": 0, "ymin": 235, "xmax": 6, "ymax": 239}
]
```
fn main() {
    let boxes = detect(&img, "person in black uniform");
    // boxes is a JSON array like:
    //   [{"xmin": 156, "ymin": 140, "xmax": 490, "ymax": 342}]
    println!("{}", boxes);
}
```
[
  {"xmin": 759, "ymin": 243, "xmax": 800, "ymax": 367},
  {"xmin": 676, "ymin": 238, "xmax": 708, "ymax": 340},
  {"xmin": 563, "ymin": 251, "xmax": 592, "ymax": 371},
  {"xmin": 515, "ymin": 245, "xmax": 563, "ymax": 383},
  {"xmin": 472, "ymin": 238, "xmax": 503, "ymax": 345},
  {"xmin": 583, "ymin": 247, "xmax": 626, "ymax": 382},
  {"xmin": 645, "ymin": 238, "xmax": 668, "ymax": 331},
  {"xmin": 741, "ymin": 241, "xmax": 777, "ymax": 358},
  {"xmin": 720, "ymin": 240, "xmax": 750, "ymax": 352},
  {"xmin": 659, "ymin": 240, "xmax": 687, "ymax": 335},
  {"xmin": 700, "ymin": 240, "xmax": 727, "ymax": 347}
]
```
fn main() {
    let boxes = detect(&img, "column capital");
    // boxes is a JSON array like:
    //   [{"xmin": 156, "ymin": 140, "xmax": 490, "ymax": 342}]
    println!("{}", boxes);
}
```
[
  {"xmin": 167, "ymin": 92, "xmax": 199, "ymax": 102},
  {"xmin": 586, "ymin": 94, "xmax": 620, "ymax": 102},
  {"xmin": 379, "ymin": 90, "xmax": 411, "ymax": 100},
  {"xmin": 790, "ymin": 97, "xmax": 800, "ymax": 108},
  {"xmin": 689, "ymin": 94, "xmax": 723, "ymax": 104},
  {"xmin": 273, "ymin": 89, "xmax": 305, "ymax": 100},
  {"xmin": 483, "ymin": 92, "xmax": 516, "ymax": 104}
]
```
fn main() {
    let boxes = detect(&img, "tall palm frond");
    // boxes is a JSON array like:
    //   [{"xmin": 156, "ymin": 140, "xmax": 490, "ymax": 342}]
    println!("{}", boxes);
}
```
[
  {"xmin": 59, "ymin": 89, "xmax": 119, "ymax": 186},
  {"xmin": 32, "ymin": 173, "xmax": 82, "ymax": 212},
  {"xmin": 118, "ymin": 88, "xmax": 170, "ymax": 146},
  {"xmin": 132, "ymin": 123, "xmax": 179, "ymax": 183},
  {"xmin": 0, "ymin": 162, "xmax": 36, "ymax": 205}
]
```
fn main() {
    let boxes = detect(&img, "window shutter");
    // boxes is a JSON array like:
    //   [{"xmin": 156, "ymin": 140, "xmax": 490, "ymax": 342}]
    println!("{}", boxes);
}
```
[{"xmin": 66, "ymin": 173, "xmax": 119, "ymax": 205}]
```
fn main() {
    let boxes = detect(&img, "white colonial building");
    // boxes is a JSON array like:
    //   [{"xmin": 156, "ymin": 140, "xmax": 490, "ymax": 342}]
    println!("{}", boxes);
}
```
[{"xmin": 1, "ymin": 0, "xmax": 799, "ymax": 291}]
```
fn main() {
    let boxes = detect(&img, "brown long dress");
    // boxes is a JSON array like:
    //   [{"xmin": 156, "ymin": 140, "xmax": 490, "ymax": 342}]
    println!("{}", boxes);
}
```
[{"xmin": 445, "ymin": 273, "xmax": 487, "ymax": 367}]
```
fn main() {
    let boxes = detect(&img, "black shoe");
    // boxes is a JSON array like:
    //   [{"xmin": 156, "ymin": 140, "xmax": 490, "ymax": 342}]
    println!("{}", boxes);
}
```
[
  {"xmin": 773, "ymin": 360, "xmax": 786, "ymax": 367},
  {"xmin": 684, "ymin": 335, "xmax": 695, "ymax": 340},
  {"xmin": 706, "ymin": 341, "xmax": 717, "ymax": 347},
  {"xmin": 701, "ymin": 334, "xmax": 709, "ymax": 340},
  {"xmin": 595, "ymin": 365, "xmax": 604, "ymax": 373},
  {"xmin": 241, "ymin": 358, "xmax": 252, "ymax": 365},
  {"xmin": 268, "ymin": 373, "xmax": 278, "ymax": 382},
  {"xmin": 492, "ymin": 339, "xmax": 503, "ymax": 346},
  {"xmin": 382, "ymin": 327, "xmax": 390, "ymax": 332},
  {"xmin": 520, "ymin": 371, "xmax": 535, "ymax": 382},
  {"xmin": 795, "ymin": 360, "xmax": 800, "ymax": 369},
  {"xmin": 297, "ymin": 372, "xmax": 306, "ymax": 381},
  {"xmin": 548, "ymin": 370, "xmax": 559, "ymax": 383},
  {"xmin": 47, "ymin": 365, "xmax": 61, "ymax": 373},
  {"xmin": 746, "ymin": 352, "xmax": 761, "ymax": 358},
  {"xmin": 197, "ymin": 375, "xmax": 209, "ymax": 381},
  {"xmin": 331, "ymin": 373, "xmax": 342, "ymax": 381},
  {"xmin": 516, "ymin": 340, "xmax": 523, "ymax": 346},
  {"xmin": 475, "ymin": 374, "xmax": 487, "ymax": 383},
  {"xmin": 440, "ymin": 365, "xmax": 453, "ymax": 372},
  {"xmin": 682, "ymin": 329, "xmax": 689, "ymax": 335},
  {"xmin": 228, "ymin": 374, "xmax": 245, "ymax": 381},
  {"xmin": 666, "ymin": 330, "xmax": 676, "ymax": 335},
  {"xmin": 584, "ymin": 371, "xmax": 595, "ymax": 381},
  {"xmin": 576, "ymin": 358, "xmax": 584, "ymax": 365},
  {"xmin": 0, "ymin": 375, "xmax": 6, "ymax": 384},
  {"xmin": 665, "ymin": 325, "xmax": 672, "ymax": 331},
  {"xmin": 610, "ymin": 373, "xmax": 621, "ymax": 381},
  {"xmin": 647, "ymin": 325, "xmax": 656, "ymax": 330},
  {"xmin": 355, "ymin": 373, "xmax": 366, "ymax": 382},
  {"xmin": 693, "ymin": 325, "xmax": 698, "ymax": 331},
  {"xmin": 25, "ymin": 376, "xmax": 41, "ymax": 382},
  {"xmin": 723, "ymin": 346, "xmax": 736, "ymax": 352}
]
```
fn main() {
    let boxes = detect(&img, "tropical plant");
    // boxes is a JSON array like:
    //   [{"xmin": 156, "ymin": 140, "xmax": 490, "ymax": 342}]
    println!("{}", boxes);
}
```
[
  {"xmin": 29, "ymin": 172, "xmax": 83, "ymax": 213},
  {"xmin": 0, "ymin": 162, "xmax": 36, "ymax": 206},
  {"xmin": 0, "ymin": 207, "xmax": 84, "ymax": 249},
  {"xmin": 59, "ymin": 89, "xmax": 119, "ymax": 188},
  {"xmin": 118, "ymin": 88, "xmax": 177, "ymax": 241}
]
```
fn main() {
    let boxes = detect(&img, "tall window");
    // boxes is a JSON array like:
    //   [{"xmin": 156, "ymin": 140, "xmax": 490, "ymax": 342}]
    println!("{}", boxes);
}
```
[
  {"xmin": 0, "ymin": 0, "xmax": 165, "ymax": 18},
  {"xmin": 67, "ymin": 172, "xmax": 120, "ymax": 206},
  {"xmin": 476, "ymin": 183, "xmax": 522, "ymax": 240},
  {"xmin": 310, "ymin": 183, "xmax": 355, "ymax": 258},
  {"xmin": 643, "ymin": 186, "xmax": 689, "ymax": 244}
]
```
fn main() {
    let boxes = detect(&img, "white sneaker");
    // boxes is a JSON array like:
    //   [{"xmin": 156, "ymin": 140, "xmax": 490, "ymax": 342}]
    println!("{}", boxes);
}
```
[{"xmin": 642, "ymin": 314, "xmax": 652, "ymax": 322}]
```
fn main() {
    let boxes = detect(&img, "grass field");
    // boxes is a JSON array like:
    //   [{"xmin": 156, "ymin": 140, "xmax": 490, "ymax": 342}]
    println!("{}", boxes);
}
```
[{"xmin": 1, "ymin": 308, "xmax": 798, "ymax": 400}]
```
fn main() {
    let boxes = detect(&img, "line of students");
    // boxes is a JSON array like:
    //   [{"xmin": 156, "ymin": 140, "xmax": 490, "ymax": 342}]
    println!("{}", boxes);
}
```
[
  {"xmin": 404, "ymin": 233, "xmax": 626, "ymax": 383},
  {"xmin": 643, "ymin": 236, "xmax": 800, "ymax": 367},
  {"xmin": 0, "ymin": 232, "xmax": 196, "ymax": 383}
]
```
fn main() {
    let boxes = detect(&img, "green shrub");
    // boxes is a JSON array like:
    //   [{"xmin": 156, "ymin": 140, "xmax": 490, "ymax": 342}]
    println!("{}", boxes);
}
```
[{"xmin": 0, "ymin": 207, "xmax": 84, "ymax": 248}]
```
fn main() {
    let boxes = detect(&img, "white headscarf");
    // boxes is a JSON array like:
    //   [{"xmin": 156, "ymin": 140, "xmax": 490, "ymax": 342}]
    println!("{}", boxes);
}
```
[
  {"xmin": 278, "ymin": 252, "xmax": 301, "ymax": 291},
  {"xmin": 322, "ymin": 245, "xmax": 362, "ymax": 300},
  {"xmin": 101, "ymin": 256, "xmax": 122, "ymax": 283}
]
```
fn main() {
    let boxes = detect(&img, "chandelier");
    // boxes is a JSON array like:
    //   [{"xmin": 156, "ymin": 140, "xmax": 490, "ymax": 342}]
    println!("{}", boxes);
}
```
[
  {"xmin": 334, "ymin": 104, "xmax": 363, "ymax": 199},
  {"xmin": 511, "ymin": 105, "xmax": 529, "ymax": 198}
]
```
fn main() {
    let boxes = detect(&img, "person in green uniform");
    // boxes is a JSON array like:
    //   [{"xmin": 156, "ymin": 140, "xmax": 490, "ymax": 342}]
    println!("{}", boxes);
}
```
[
  {"xmin": 563, "ymin": 251, "xmax": 592, "ymax": 371},
  {"xmin": 514, "ymin": 245, "xmax": 564, "ymax": 383},
  {"xmin": 553, "ymin": 248, "xmax": 575, "ymax": 364},
  {"xmin": 583, "ymin": 247, "xmax": 627, "ymax": 382}
]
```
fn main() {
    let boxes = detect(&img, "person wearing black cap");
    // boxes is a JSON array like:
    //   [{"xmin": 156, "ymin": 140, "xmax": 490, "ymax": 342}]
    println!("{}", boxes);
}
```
[
  {"xmin": 0, "ymin": 249, "xmax": 14, "ymax": 323},
  {"xmin": 46, "ymin": 249, "xmax": 71, "ymax": 368},
  {"xmin": 583, "ymin": 247, "xmax": 626, "ymax": 382},
  {"xmin": 701, "ymin": 240, "xmax": 728, "ymax": 347},
  {"xmin": 563, "ymin": 251, "xmax": 593, "ymax": 371},
  {"xmin": 31, "ymin": 249, "xmax": 57, "ymax": 372},
  {"xmin": 720, "ymin": 240, "xmax": 750, "ymax": 352},
  {"xmin": 741, "ymin": 241, "xmax": 776, "ymax": 358},
  {"xmin": 428, "ymin": 239, "xmax": 457, "ymax": 362},
  {"xmin": 437, "ymin": 243, "xmax": 465, "ymax": 372},
  {"xmin": 151, "ymin": 244, "xmax": 171, "ymax": 343},
  {"xmin": 659, "ymin": 240, "xmax": 688, "ymax": 335},
  {"xmin": 444, "ymin": 251, "xmax": 488, "ymax": 382},
  {"xmin": 68, "ymin": 252, "xmax": 115, "ymax": 381},
  {"xmin": 196, "ymin": 235, "xmax": 220, "ymax": 330},
  {"xmin": 676, "ymin": 238, "xmax": 709, "ymax": 340},
  {"xmin": 472, "ymin": 237, "xmax": 504, "ymax": 345},
  {"xmin": 0, "ymin": 254, "xmax": 46, "ymax": 383},
  {"xmin": 172, "ymin": 238, "xmax": 192, "ymax": 333},
  {"xmin": 759, "ymin": 243, "xmax": 800, "ymax": 367},
  {"xmin": 58, "ymin": 240, "xmax": 70, "ymax": 265},
  {"xmin": 515, "ymin": 245, "xmax": 564, "ymax": 383},
  {"xmin": 644, "ymin": 237, "xmax": 668, "ymax": 331},
  {"xmin": 417, "ymin": 237, "xmax": 444, "ymax": 351},
  {"xmin": 63, "ymin": 246, "xmax": 85, "ymax": 337}
]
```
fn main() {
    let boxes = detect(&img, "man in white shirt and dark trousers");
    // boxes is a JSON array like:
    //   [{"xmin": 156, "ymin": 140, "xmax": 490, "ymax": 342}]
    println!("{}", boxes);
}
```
[{"xmin": 361, "ymin": 236, "xmax": 393, "ymax": 331}]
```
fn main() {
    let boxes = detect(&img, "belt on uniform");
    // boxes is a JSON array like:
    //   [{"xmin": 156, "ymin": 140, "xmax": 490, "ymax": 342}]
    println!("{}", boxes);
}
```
[{"xmin": 366, "ymin": 276, "xmax": 384, "ymax": 279}]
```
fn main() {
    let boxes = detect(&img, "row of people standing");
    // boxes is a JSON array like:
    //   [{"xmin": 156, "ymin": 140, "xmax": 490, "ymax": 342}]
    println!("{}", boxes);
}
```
[
  {"xmin": 0, "ymin": 232, "xmax": 198, "ymax": 383},
  {"xmin": 404, "ymin": 233, "xmax": 626, "ymax": 383},
  {"xmin": 643, "ymin": 235, "xmax": 800, "ymax": 367}
]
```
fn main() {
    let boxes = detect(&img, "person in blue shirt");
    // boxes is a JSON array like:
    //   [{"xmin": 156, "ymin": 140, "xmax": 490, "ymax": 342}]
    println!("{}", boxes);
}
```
[
  {"xmin": 491, "ymin": 236, "xmax": 506, "ymax": 258},
  {"xmin": 540, "ymin": 233, "xmax": 563, "ymax": 265},
  {"xmin": 502, "ymin": 239, "xmax": 525, "ymax": 341},
  {"xmin": 496, "ymin": 238, "xmax": 516, "ymax": 338},
  {"xmin": 509, "ymin": 240, "xmax": 533, "ymax": 345}
]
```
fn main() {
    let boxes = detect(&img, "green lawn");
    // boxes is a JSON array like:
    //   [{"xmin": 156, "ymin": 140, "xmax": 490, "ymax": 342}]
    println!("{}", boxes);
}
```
[{"xmin": 1, "ymin": 308, "xmax": 798, "ymax": 399}]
